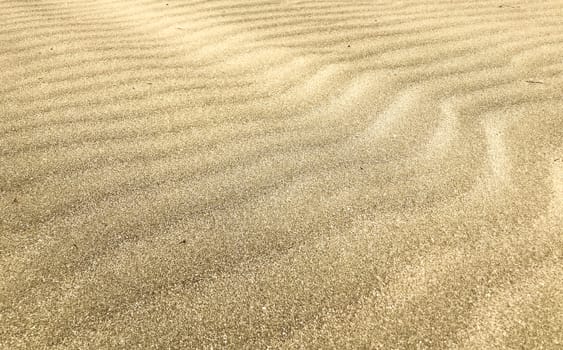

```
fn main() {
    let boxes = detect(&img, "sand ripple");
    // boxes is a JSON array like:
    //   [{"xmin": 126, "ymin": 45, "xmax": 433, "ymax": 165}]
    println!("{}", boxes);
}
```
[{"xmin": 1, "ymin": 0, "xmax": 562, "ymax": 348}]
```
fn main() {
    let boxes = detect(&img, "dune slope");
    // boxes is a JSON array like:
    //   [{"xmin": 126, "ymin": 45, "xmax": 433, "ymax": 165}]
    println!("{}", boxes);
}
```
[{"xmin": 1, "ymin": 0, "xmax": 563, "ymax": 348}]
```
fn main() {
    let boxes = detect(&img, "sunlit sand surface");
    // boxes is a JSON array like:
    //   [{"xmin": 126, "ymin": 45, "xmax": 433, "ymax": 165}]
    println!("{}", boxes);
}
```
[{"xmin": 1, "ymin": 0, "xmax": 562, "ymax": 348}]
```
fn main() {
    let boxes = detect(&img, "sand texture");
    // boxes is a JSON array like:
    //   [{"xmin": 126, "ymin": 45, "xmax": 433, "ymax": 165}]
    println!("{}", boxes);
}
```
[{"xmin": 1, "ymin": 0, "xmax": 563, "ymax": 348}]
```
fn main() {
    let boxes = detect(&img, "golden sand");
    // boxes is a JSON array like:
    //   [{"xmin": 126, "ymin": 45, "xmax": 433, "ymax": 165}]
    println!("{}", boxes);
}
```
[{"xmin": 1, "ymin": 0, "xmax": 562, "ymax": 348}]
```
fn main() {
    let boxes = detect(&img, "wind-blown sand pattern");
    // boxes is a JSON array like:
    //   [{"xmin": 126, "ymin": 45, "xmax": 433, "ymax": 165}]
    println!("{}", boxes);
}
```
[{"xmin": 1, "ymin": 0, "xmax": 563, "ymax": 348}]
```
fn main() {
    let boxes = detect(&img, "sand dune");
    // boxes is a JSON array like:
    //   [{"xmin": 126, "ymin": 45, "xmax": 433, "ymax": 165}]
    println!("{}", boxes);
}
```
[{"xmin": 1, "ymin": 0, "xmax": 562, "ymax": 348}]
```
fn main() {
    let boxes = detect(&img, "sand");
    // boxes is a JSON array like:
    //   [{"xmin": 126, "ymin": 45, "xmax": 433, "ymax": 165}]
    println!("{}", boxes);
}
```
[{"xmin": 1, "ymin": 0, "xmax": 562, "ymax": 348}]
